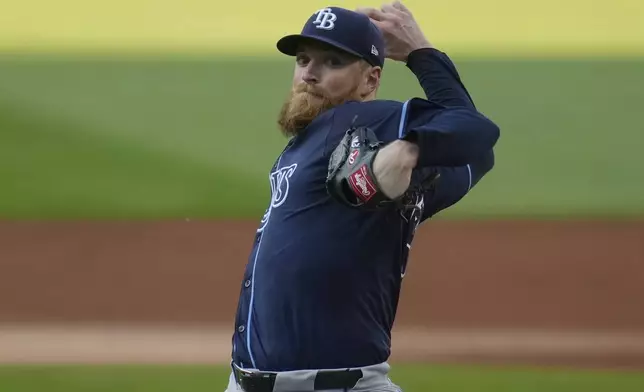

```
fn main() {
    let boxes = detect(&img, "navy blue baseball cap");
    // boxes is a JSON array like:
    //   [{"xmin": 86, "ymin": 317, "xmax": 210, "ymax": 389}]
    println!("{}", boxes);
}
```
[{"xmin": 276, "ymin": 7, "xmax": 386, "ymax": 68}]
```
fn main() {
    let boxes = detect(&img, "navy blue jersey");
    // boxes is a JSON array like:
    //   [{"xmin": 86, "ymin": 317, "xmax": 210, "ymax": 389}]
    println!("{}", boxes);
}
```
[{"xmin": 231, "ymin": 49, "xmax": 500, "ymax": 371}]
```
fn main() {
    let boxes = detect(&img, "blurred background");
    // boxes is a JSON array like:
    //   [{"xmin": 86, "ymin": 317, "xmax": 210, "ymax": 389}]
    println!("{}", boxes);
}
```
[{"xmin": 1, "ymin": 0, "xmax": 643, "ymax": 391}]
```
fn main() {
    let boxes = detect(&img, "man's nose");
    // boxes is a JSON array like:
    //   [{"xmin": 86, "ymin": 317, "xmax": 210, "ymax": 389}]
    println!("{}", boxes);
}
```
[{"xmin": 301, "ymin": 64, "xmax": 320, "ymax": 84}]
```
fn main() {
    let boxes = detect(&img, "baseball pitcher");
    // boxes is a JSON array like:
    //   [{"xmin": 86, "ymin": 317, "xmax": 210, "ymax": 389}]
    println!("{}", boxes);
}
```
[{"xmin": 225, "ymin": 2, "xmax": 500, "ymax": 391}]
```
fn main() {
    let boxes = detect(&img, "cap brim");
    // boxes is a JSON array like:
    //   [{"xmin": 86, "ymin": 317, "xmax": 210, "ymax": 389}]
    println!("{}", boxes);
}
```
[{"xmin": 276, "ymin": 34, "xmax": 364, "ymax": 60}]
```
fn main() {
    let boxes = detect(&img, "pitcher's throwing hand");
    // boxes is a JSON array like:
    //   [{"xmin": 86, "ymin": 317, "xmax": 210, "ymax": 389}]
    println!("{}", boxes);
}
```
[{"xmin": 357, "ymin": 1, "xmax": 433, "ymax": 62}]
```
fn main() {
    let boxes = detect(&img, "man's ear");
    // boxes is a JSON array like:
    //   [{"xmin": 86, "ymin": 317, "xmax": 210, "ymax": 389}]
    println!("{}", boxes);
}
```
[{"xmin": 361, "ymin": 65, "xmax": 382, "ymax": 97}]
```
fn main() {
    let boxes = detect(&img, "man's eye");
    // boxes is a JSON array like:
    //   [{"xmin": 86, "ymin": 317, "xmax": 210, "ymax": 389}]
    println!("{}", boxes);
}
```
[
  {"xmin": 326, "ymin": 57, "xmax": 343, "ymax": 66},
  {"xmin": 296, "ymin": 56, "xmax": 309, "ymax": 66}
]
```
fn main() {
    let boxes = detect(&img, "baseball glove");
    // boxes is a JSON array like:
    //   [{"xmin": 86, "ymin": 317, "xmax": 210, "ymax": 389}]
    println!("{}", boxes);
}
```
[
  {"xmin": 326, "ymin": 118, "xmax": 442, "ymax": 211},
  {"xmin": 326, "ymin": 121, "xmax": 402, "ymax": 210}
]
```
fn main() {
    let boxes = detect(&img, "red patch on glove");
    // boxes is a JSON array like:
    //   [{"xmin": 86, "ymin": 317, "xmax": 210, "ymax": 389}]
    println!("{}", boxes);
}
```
[{"xmin": 348, "ymin": 164, "xmax": 377, "ymax": 202}]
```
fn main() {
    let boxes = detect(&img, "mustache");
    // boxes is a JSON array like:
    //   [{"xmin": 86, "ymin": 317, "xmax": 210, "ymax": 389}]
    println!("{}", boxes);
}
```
[{"xmin": 292, "ymin": 83, "xmax": 326, "ymax": 98}]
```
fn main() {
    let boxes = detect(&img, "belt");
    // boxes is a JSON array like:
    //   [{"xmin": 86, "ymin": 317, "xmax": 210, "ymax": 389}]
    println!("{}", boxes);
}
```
[{"xmin": 231, "ymin": 362, "xmax": 364, "ymax": 392}]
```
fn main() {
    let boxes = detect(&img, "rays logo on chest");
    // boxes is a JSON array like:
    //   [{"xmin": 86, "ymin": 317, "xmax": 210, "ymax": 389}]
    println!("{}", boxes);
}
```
[{"xmin": 258, "ymin": 163, "xmax": 298, "ymax": 232}]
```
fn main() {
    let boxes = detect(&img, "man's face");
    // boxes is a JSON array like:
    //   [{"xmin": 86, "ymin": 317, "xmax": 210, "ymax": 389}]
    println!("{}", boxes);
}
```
[{"xmin": 277, "ymin": 41, "xmax": 381, "ymax": 136}]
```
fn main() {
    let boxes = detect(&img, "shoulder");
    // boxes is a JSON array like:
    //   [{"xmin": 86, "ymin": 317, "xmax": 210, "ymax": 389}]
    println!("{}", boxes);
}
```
[
  {"xmin": 332, "ymin": 99, "xmax": 403, "ymax": 124},
  {"xmin": 327, "ymin": 98, "xmax": 451, "ymax": 141},
  {"xmin": 319, "ymin": 98, "xmax": 453, "ymax": 157},
  {"xmin": 326, "ymin": 99, "xmax": 405, "ymax": 142}
]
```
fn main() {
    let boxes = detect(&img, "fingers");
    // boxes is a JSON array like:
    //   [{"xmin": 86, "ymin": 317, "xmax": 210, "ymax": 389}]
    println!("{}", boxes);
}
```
[
  {"xmin": 380, "ymin": 3, "xmax": 403, "ymax": 16},
  {"xmin": 392, "ymin": 0, "xmax": 412, "ymax": 14},
  {"xmin": 355, "ymin": 7, "xmax": 388, "ymax": 21},
  {"xmin": 356, "ymin": 6, "xmax": 390, "ymax": 31}
]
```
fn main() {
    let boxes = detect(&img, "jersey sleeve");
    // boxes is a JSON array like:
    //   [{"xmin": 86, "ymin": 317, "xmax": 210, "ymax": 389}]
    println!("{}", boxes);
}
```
[
  {"xmin": 402, "ymin": 48, "xmax": 498, "ymax": 221},
  {"xmin": 406, "ymin": 48, "xmax": 477, "ymax": 110},
  {"xmin": 399, "ymin": 98, "xmax": 500, "ymax": 167}
]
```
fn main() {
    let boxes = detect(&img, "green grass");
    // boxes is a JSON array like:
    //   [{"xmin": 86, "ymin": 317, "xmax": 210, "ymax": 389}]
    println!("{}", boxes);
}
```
[
  {"xmin": 0, "ymin": 363, "xmax": 643, "ymax": 392},
  {"xmin": 0, "ymin": 54, "xmax": 643, "ymax": 219}
]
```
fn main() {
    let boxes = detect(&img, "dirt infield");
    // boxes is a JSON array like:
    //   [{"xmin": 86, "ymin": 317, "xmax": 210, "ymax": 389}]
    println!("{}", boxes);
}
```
[
  {"xmin": 0, "ymin": 220, "xmax": 643, "ymax": 367},
  {"xmin": 3, "ymin": 325, "xmax": 644, "ymax": 369}
]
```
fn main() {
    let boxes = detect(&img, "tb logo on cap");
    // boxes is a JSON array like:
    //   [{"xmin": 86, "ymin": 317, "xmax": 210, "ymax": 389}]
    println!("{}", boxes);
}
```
[{"xmin": 313, "ymin": 8, "xmax": 337, "ymax": 30}]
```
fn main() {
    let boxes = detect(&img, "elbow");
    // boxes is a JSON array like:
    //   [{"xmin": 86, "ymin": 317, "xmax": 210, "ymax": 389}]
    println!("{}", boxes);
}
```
[
  {"xmin": 479, "ymin": 115, "xmax": 501, "ymax": 151},
  {"xmin": 460, "ymin": 113, "xmax": 499, "ymax": 165},
  {"xmin": 468, "ymin": 149, "xmax": 495, "ymax": 190},
  {"xmin": 480, "ymin": 148, "xmax": 495, "ymax": 175}
]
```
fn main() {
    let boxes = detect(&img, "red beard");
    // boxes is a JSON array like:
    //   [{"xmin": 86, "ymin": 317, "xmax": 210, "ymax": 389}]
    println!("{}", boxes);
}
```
[{"xmin": 277, "ymin": 83, "xmax": 360, "ymax": 137}]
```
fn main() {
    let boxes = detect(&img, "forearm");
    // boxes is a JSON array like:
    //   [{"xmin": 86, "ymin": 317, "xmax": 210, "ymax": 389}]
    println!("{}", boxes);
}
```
[
  {"xmin": 406, "ymin": 48, "xmax": 476, "ymax": 109},
  {"xmin": 375, "ymin": 138, "xmax": 495, "ymax": 202}
]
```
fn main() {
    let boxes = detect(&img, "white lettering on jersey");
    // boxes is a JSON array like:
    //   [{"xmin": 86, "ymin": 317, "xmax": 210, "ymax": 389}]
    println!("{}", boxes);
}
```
[{"xmin": 258, "ymin": 163, "xmax": 298, "ymax": 232}]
